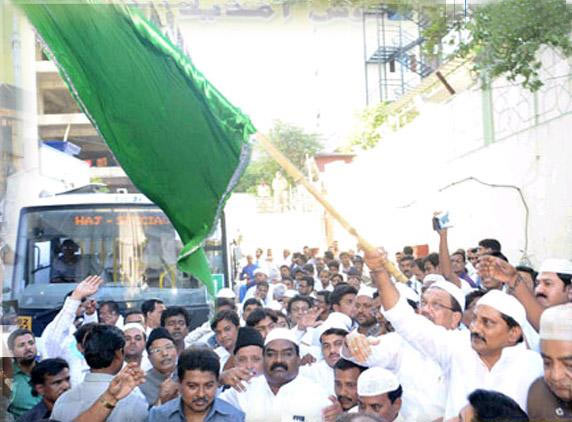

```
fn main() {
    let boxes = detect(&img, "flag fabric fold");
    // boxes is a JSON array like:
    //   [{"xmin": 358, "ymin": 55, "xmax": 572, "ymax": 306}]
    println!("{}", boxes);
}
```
[{"xmin": 19, "ymin": 1, "xmax": 256, "ymax": 296}]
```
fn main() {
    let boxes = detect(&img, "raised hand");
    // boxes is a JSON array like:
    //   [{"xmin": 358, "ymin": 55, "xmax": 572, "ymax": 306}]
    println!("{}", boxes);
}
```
[
  {"xmin": 158, "ymin": 377, "xmax": 179, "ymax": 405},
  {"xmin": 107, "ymin": 362, "xmax": 145, "ymax": 402},
  {"xmin": 322, "ymin": 396, "xmax": 343, "ymax": 422},
  {"xmin": 299, "ymin": 353, "xmax": 317, "ymax": 366},
  {"xmin": 477, "ymin": 256, "xmax": 518, "ymax": 287},
  {"xmin": 297, "ymin": 306, "xmax": 322, "ymax": 331},
  {"xmin": 219, "ymin": 367, "xmax": 254, "ymax": 392},
  {"xmin": 363, "ymin": 247, "xmax": 389, "ymax": 273},
  {"xmin": 71, "ymin": 275, "xmax": 103, "ymax": 301},
  {"xmin": 345, "ymin": 331, "xmax": 380, "ymax": 364}
]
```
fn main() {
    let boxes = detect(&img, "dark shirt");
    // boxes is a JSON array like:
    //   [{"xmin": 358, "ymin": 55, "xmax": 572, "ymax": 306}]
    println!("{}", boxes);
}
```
[
  {"xmin": 16, "ymin": 400, "xmax": 50, "ymax": 422},
  {"xmin": 147, "ymin": 397, "xmax": 244, "ymax": 422},
  {"xmin": 527, "ymin": 376, "xmax": 572, "ymax": 421}
]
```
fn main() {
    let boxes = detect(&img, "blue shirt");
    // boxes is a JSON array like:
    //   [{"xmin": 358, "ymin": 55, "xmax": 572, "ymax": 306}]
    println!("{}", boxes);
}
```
[{"xmin": 147, "ymin": 397, "xmax": 244, "ymax": 422}]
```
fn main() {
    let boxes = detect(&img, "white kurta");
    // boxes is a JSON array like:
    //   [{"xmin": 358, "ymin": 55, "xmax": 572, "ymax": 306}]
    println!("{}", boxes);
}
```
[
  {"xmin": 342, "ymin": 331, "xmax": 446, "ymax": 422},
  {"xmin": 299, "ymin": 359, "xmax": 335, "ymax": 396},
  {"xmin": 220, "ymin": 374, "xmax": 331, "ymax": 422},
  {"xmin": 383, "ymin": 297, "xmax": 543, "ymax": 419}
]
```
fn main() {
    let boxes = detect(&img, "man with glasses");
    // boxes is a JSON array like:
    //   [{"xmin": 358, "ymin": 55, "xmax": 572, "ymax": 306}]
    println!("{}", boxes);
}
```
[
  {"xmin": 139, "ymin": 328, "xmax": 179, "ymax": 406},
  {"xmin": 342, "ymin": 279, "xmax": 462, "ymax": 421}
]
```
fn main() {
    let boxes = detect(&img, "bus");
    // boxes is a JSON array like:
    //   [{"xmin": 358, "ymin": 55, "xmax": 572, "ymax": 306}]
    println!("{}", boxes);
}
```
[{"xmin": 6, "ymin": 186, "xmax": 230, "ymax": 335}]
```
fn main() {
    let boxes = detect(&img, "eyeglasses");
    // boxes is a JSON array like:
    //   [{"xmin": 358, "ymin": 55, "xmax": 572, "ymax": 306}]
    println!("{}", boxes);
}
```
[
  {"xmin": 419, "ymin": 300, "xmax": 455, "ymax": 312},
  {"xmin": 149, "ymin": 344, "xmax": 176, "ymax": 355}
]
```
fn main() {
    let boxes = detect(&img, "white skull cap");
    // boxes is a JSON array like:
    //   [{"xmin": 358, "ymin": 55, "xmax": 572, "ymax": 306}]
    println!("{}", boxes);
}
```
[
  {"xmin": 539, "ymin": 258, "xmax": 572, "ymax": 276},
  {"xmin": 264, "ymin": 327, "xmax": 299, "ymax": 346},
  {"xmin": 122, "ymin": 323, "xmax": 146, "ymax": 335},
  {"xmin": 216, "ymin": 288, "xmax": 236, "ymax": 299},
  {"xmin": 477, "ymin": 290, "xmax": 526, "ymax": 330},
  {"xmin": 358, "ymin": 367, "xmax": 400, "ymax": 397},
  {"xmin": 429, "ymin": 280, "xmax": 466, "ymax": 312},
  {"xmin": 317, "ymin": 312, "xmax": 352, "ymax": 340},
  {"xmin": 540, "ymin": 303, "xmax": 572, "ymax": 341},
  {"xmin": 356, "ymin": 286, "xmax": 376, "ymax": 298}
]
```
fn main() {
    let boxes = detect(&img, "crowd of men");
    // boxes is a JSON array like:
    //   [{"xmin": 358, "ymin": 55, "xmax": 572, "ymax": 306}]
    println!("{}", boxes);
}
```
[{"xmin": 3, "ymin": 222, "xmax": 572, "ymax": 422}]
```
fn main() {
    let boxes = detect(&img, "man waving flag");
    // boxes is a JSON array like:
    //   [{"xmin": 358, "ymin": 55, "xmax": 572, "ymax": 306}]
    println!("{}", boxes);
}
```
[{"xmin": 18, "ymin": 1, "xmax": 256, "ymax": 296}]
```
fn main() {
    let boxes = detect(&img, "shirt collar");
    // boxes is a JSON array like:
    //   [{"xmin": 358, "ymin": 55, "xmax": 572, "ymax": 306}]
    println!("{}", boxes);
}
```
[{"xmin": 84, "ymin": 372, "xmax": 115, "ymax": 382}]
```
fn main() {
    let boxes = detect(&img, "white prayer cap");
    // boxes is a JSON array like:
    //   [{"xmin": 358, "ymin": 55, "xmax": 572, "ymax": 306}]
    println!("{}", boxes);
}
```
[
  {"xmin": 267, "ymin": 300, "xmax": 283, "ymax": 312},
  {"xmin": 429, "ymin": 280, "xmax": 466, "ymax": 312},
  {"xmin": 395, "ymin": 283, "xmax": 419, "ymax": 303},
  {"xmin": 284, "ymin": 289, "xmax": 298, "ymax": 299},
  {"xmin": 357, "ymin": 286, "xmax": 376, "ymax": 298},
  {"xmin": 423, "ymin": 274, "xmax": 446, "ymax": 286},
  {"xmin": 540, "ymin": 303, "xmax": 572, "ymax": 341},
  {"xmin": 477, "ymin": 290, "xmax": 526, "ymax": 330},
  {"xmin": 539, "ymin": 259, "xmax": 572, "ymax": 276},
  {"xmin": 253, "ymin": 268, "xmax": 268, "ymax": 276},
  {"xmin": 264, "ymin": 327, "xmax": 298, "ymax": 346},
  {"xmin": 317, "ymin": 312, "xmax": 352, "ymax": 340},
  {"xmin": 122, "ymin": 323, "xmax": 146, "ymax": 335},
  {"xmin": 216, "ymin": 288, "xmax": 236, "ymax": 299},
  {"xmin": 357, "ymin": 367, "xmax": 400, "ymax": 397}
]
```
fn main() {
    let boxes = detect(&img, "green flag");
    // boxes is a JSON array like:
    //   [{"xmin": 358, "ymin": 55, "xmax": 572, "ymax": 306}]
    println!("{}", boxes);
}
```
[{"xmin": 19, "ymin": 2, "xmax": 256, "ymax": 296}]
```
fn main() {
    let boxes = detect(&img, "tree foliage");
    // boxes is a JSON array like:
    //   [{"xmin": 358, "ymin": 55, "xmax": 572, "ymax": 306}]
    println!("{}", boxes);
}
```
[
  {"xmin": 457, "ymin": 0, "xmax": 572, "ymax": 92},
  {"xmin": 234, "ymin": 121, "xmax": 324, "ymax": 193}
]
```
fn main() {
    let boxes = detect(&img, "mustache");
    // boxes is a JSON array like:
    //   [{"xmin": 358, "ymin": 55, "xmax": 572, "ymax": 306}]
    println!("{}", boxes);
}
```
[
  {"xmin": 536, "ymin": 293, "xmax": 547, "ymax": 299},
  {"xmin": 160, "ymin": 358, "xmax": 174, "ymax": 365},
  {"xmin": 192, "ymin": 398, "xmax": 208, "ymax": 404},
  {"xmin": 471, "ymin": 332, "xmax": 486, "ymax": 343},
  {"xmin": 270, "ymin": 363, "xmax": 288, "ymax": 371}
]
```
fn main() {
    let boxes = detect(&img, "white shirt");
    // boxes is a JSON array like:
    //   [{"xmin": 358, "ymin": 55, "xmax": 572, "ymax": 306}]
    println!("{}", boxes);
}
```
[
  {"xmin": 220, "ymin": 373, "xmax": 331, "ymax": 422},
  {"xmin": 299, "ymin": 359, "xmax": 335, "ymax": 396},
  {"xmin": 184, "ymin": 320, "xmax": 213, "ymax": 348},
  {"xmin": 41, "ymin": 297, "xmax": 97, "ymax": 387},
  {"xmin": 215, "ymin": 346, "xmax": 231, "ymax": 372},
  {"xmin": 342, "ymin": 332, "xmax": 446, "ymax": 422},
  {"xmin": 52, "ymin": 372, "xmax": 148, "ymax": 422},
  {"xmin": 383, "ymin": 297, "xmax": 544, "ymax": 419}
]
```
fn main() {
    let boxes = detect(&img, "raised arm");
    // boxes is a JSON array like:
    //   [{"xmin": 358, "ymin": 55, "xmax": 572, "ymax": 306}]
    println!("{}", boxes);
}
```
[
  {"xmin": 438, "ymin": 228, "xmax": 462, "ymax": 288},
  {"xmin": 351, "ymin": 248, "xmax": 455, "ymax": 369},
  {"xmin": 478, "ymin": 256, "xmax": 544, "ymax": 331}
]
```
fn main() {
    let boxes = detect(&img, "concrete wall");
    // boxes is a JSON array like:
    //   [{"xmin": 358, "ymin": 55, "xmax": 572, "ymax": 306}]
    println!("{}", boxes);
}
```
[{"xmin": 323, "ymin": 47, "xmax": 572, "ymax": 267}]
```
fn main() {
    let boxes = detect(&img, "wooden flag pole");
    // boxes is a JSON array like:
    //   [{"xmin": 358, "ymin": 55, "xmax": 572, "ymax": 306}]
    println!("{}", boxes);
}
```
[{"xmin": 255, "ymin": 132, "xmax": 407, "ymax": 283}]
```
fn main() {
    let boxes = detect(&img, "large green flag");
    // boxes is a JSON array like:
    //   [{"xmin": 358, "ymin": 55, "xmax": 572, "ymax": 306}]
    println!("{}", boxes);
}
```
[{"xmin": 19, "ymin": 1, "xmax": 256, "ymax": 296}]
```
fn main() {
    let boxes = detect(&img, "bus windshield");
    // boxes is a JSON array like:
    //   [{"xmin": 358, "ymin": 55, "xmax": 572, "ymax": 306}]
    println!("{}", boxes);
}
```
[{"xmin": 14, "ymin": 204, "xmax": 223, "ymax": 289}]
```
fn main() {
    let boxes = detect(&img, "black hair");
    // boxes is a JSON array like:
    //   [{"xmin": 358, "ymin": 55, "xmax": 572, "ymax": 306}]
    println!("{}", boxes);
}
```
[
  {"xmin": 330, "ymin": 284, "xmax": 358, "ymax": 307},
  {"xmin": 8, "ymin": 328, "xmax": 34, "ymax": 351},
  {"xmin": 242, "ymin": 298, "xmax": 262, "ymax": 312},
  {"xmin": 465, "ymin": 290, "xmax": 486, "ymax": 310},
  {"xmin": 387, "ymin": 385, "xmax": 403, "ymax": 404},
  {"xmin": 423, "ymin": 253, "xmax": 439, "ymax": 268},
  {"xmin": 320, "ymin": 328, "xmax": 348, "ymax": 342},
  {"xmin": 316, "ymin": 290, "xmax": 331, "ymax": 305},
  {"xmin": 324, "ymin": 251, "xmax": 334, "ymax": 261},
  {"xmin": 556, "ymin": 273, "xmax": 572, "ymax": 286},
  {"xmin": 489, "ymin": 251, "xmax": 509, "ymax": 262},
  {"xmin": 215, "ymin": 298, "xmax": 236, "ymax": 311},
  {"xmin": 468, "ymin": 247, "xmax": 478, "ymax": 254},
  {"xmin": 300, "ymin": 276, "xmax": 315, "ymax": 288},
  {"xmin": 334, "ymin": 358, "xmax": 367, "ymax": 373},
  {"xmin": 414, "ymin": 258, "xmax": 424, "ymax": 269},
  {"xmin": 83, "ymin": 324, "xmax": 125, "ymax": 369},
  {"xmin": 303, "ymin": 263, "xmax": 315, "ymax": 274},
  {"xmin": 124, "ymin": 309, "xmax": 144, "ymax": 321},
  {"xmin": 210, "ymin": 310, "xmax": 240, "ymax": 331},
  {"xmin": 246, "ymin": 308, "xmax": 277, "ymax": 327},
  {"xmin": 500, "ymin": 314, "xmax": 524, "ymax": 344},
  {"xmin": 256, "ymin": 280, "xmax": 270, "ymax": 289},
  {"xmin": 335, "ymin": 414, "xmax": 386, "ymax": 422},
  {"xmin": 402, "ymin": 246, "xmax": 414, "ymax": 255},
  {"xmin": 399, "ymin": 255, "xmax": 414, "ymax": 263},
  {"xmin": 160, "ymin": 306, "xmax": 191, "ymax": 328},
  {"xmin": 73, "ymin": 322, "xmax": 97, "ymax": 345},
  {"xmin": 287, "ymin": 295, "xmax": 314, "ymax": 314},
  {"xmin": 478, "ymin": 239, "xmax": 502, "ymax": 253},
  {"xmin": 29, "ymin": 358, "xmax": 69, "ymax": 396},
  {"xmin": 331, "ymin": 273, "xmax": 344, "ymax": 283},
  {"xmin": 339, "ymin": 252, "xmax": 350, "ymax": 259},
  {"xmin": 468, "ymin": 389, "xmax": 529, "ymax": 421},
  {"xmin": 452, "ymin": 249, "xmax": 466, "ymax": 261},
  {"xmin": 99, "ymin": 301, "xmax": 120, "ymax": 315},
  {"xmin": 328, "ymin": 260, "xmax": 340, "ymax": 270},
  {"xmin": 177, "ymin": 346, "xmax": 220, "ymax": 381},
  {"xmin": 141, "ymin": 299, "xmax": 164, "ymax": 317}
]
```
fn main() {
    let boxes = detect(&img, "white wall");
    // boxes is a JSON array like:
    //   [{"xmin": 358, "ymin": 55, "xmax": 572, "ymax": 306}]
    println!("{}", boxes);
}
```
[{"xmin": 322, "ymin": 48, "xmax": 572, "ymax": 267}]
